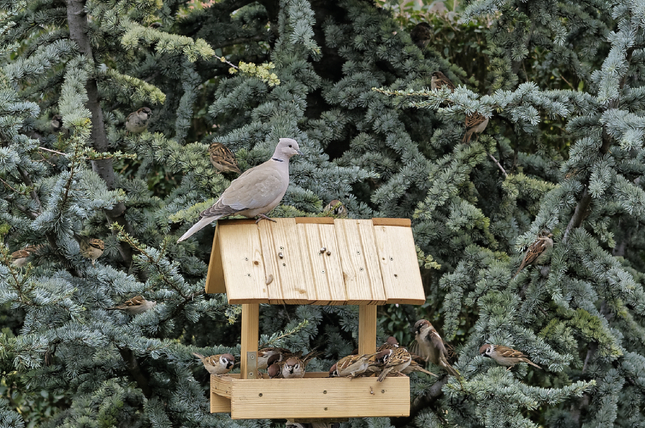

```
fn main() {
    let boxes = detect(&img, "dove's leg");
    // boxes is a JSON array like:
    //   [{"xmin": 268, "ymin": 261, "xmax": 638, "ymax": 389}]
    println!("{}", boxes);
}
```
[{"xmin": 255, "ymin": 214, "xmax": 277, "ymax": 223}]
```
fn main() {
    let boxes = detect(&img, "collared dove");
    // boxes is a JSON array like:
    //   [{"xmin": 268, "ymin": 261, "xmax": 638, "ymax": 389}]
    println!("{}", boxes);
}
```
[{"xmin": 177, "ymin": 138, "xmax": 302, "ymax": 242}]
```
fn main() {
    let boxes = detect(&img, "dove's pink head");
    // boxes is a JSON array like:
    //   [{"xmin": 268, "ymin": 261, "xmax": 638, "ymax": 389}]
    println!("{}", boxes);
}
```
[{"xmin": 273, "ymin": 138, "xmax": 303, "ymax": 161}]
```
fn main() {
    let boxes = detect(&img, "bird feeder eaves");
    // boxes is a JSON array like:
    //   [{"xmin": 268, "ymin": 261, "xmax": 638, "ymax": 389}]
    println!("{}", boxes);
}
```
[{"xmin": 205, "ymin": 217, "xmax": 425, "ymax": 306}]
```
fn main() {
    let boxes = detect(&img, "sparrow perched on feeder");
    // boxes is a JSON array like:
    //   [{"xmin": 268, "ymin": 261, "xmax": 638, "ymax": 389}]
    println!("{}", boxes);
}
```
[
  {"xmin": 177, "ymin": 138, "xmax": 302, "ymax": 242},
  {"xmin": 322, "ymin": 199, "xmax": 348, "ymax": 218},
  {"xmin": 377, "ymin": 347, "xmax": 412, "ymax": 382},
  {"xmin": 268, "ymin": 350, "xmax": 318, "ymax": 379},
  {"xmin": 107, "ymin": 296, "xmax": 156, "ymax": 315},
  {"xmin": 362, "ymin": 349, "xmax": 394, "ymax": 377},
  {"xmin": 192, "ymin": 352, "xmax": 235, "ymax": 375},
  {"xmin": 431, "ymin": 71, "xmax": 456, "ymax": 92},
  {"xmin": 11, "ymin": 245, "xmax": 43, "ymax": 267},
  {"xmin": 74, "ymin": 235, "xmax": 104, "ymax": 265},
  {"xmin": 281, "ymin": 356, "xmax": 306, "ymax": 378},
  {"xmin": 377, "ymin": 336, "xmax": 400, "ymax": 352},
  {"xmin": 209, "ymin": 142, "xmax": 242, "ymax": 174},
  {"xmin": 513, "ymin": 231, "xmax": 554, "ymax": 278},
  {"xmin": 401, "ymin": 359, "xmax": 438, "ymax": 377},
  {"xmin": 479, "ymin": 344, "xmax": 541, "ymax": 370},
  {"xmin": 330, "ymin": 352, "xmax": 377, "ymax": 378},
  {"xmin": 257, "ymin": 347, "xmax": 293, "ymax": 370},
  {"xmin": 462, "ymin": 112, "xmax": 489, "ymax": 144},
  {"xmin": 125, "ymin": 107, "xmax": 152, "ymax": 134},
  {"xmin": 413, "ymin": 319, "xmax": 459, "ymax": 377}
]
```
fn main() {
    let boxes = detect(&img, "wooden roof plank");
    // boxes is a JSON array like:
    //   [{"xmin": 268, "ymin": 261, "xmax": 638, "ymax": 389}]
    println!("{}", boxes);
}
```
[
  {"xmin": 295, "ymin": 224, "xmax": 329, "ymax": 305},
  {"xmin": 257, "ymin": 221, "xmax": 284, "ymax": 303},
  {"xmin": 219, "ymin": 223, "xmax": 269, "ymax": 303},
  {"xmin": 261, "ymin": 219, "xmax": 309, "ymax": 304},
  {"xmin": 334, "ymin": 219, "xmax": 385, "ymax": 304},
  {"xmin": 372, "ymin": 224, "xmax": 425, "ymax": 305},
  {"xmin": 316, "ymin": 223, "xmax": 347, "ymax": 302}
]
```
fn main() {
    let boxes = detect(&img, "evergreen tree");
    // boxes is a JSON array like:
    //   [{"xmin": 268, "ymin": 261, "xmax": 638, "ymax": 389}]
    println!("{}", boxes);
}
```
[{"xmin": 0, "ymin": 0, "xmax": 644, "ymax": 427}]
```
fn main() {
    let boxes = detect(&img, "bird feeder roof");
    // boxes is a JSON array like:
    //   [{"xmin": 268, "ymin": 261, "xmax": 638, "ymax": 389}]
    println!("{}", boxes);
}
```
[{"xmin": 205, "ymin": 217, "xmax": 425, "ymax": 305}]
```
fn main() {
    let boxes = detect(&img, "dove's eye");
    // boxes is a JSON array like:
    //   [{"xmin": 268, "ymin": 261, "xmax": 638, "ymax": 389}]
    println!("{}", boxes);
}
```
[{"xmin": 289, "ymin": 145, "xmax": 292, "ymax": 148}]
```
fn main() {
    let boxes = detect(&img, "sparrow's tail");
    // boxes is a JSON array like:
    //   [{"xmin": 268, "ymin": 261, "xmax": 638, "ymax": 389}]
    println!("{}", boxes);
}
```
[
  {"xmin": 192, "ymin": 352, "xmax": 205, "ymax": 360},
  {"xmin": 377, "ymin": 367, "xmax": 393, "ymax": 382},
  {"xmin": 442, "ymin": 360, "xmax": 461, "ymax": 377},
  {"xmin": 525, "ymin": 359, "xmax": 542, "ymax": 369},
  {"xmin": 177, "ymin": 215, "xmax": 220, "ymax": 242},
  {"xmin": 417, "ymin": 366, "xmax": 439, "ymax": 378}
]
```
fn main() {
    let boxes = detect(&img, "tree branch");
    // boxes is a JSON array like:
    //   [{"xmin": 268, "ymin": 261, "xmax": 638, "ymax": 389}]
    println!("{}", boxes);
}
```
[
  {"xmin": 118, "ymin": 347, "xmax": 152, "ymax": 398},
  {"xmin": 213, "ymin": 34, "xmax": 268, "ymax": 49},
  {"xmin": 65, "ymin": 0, "xmax": 133, "ymax": 266}
]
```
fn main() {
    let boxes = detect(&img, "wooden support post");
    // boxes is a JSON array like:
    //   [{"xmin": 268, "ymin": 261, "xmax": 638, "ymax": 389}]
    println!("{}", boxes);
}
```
[
  {"xmin": 240, "ymin": 303, "xmax": 259, "ymax": 379},
  {"xmin": 358, "ymin": 305, "xmax": 377, "ymax": 355}
]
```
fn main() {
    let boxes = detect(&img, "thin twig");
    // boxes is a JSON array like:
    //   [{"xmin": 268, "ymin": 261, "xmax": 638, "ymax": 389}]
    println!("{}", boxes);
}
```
[
  {"xmin": 39, "ymin": 146, "xmax": 68, "ymax": 156},
  {"xmin": 488, "ymin": 152, "xmax": 508, "ymax": 178}
]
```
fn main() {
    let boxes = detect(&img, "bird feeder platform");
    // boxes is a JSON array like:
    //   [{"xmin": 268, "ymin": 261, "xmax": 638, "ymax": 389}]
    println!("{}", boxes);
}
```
[{"xmin": 205, "ymin": 217, "xmax": 425, "ymax": 419}]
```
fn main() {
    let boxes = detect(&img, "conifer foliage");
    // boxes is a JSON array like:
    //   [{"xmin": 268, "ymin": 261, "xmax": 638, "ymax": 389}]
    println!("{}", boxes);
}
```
[{"xmin": 1, "ymin": 0, "xmax": 644, "ymax": 427}]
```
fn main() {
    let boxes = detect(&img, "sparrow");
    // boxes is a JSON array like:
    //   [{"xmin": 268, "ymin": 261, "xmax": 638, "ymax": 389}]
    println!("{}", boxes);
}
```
[
  {"xmin": 401, "ymin": 359, "xmax": 438, "ymax": 377},
  {"xmin": 410, "ymin": 22, "xmax": 432, "ymax": 49},
  {"xmin": 462, "ymin": 112, "xmax": 489, "ymax": 143},
  {"xmin": 376, "ymin": 336, "xmax": 400, "ymax": 352},
  {"xmin": 281, "ymin": 356, "xmax": 306, "ymax": 378},
  {"xmin": 192, "ymin": 352, "xmax": 235, "ymax": 375},
  {"xmin": 74, "ymin": 235, "xmax": 104, "ymax": 265},
  {"xmin": 268, "ymin": 350, "xmax": 319, "ymax": 378},
  {"xmin": 479, "ymin": 344, "xmax": 541, "ymax": 370},
  {"xmin": 257, "ymin": 347, "xmax": 292, "ymax": 370},
  {"xmin": 513, "ymin": 231, "xmax": 554, "ymax": 278},
  {"xmin": 125, "ymin": 107, "xmax": 152, "ymax": 134},
  {"xmin": 431, "ymin": 71, "xmax": 456, "ymax": 92},
  {"xmin": 51, "ymin": 115, "xmax": 63, "ymax": 132},
  {"xmin": 209, "ymin": 142, "xmax": 242, "ymax": 174},
  {"xmin": 267, "ymin": 361, "xmax": 282, "ymax": 378},
  {"xmin": 377, "ymin": 347, "xmax": 412, "ymax": 382},
  {"xmin": 362, "ymin": 349, "xmax": 394, "ymax": 377},
  {"xmin": 413, "ymin": 319, "xmax": 460, "ymax": 377},
  {"xmin": 322, "ymin": 199, "xmax": 348, "ymax": 218},
  {"xmin": 330, "ymin": 353, "xmax": 377, "ymax": 378},
  {"xmin": 106, "ymin": 296, "xmax": 156, "ymax": 315},
  {"xmin": 11, "ymin": 245, "xmax": 42, "ymax": 267}
]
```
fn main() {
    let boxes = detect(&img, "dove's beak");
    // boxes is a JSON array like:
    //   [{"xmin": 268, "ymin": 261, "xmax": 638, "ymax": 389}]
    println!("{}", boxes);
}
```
[{"xmin": 297, "ymin": 149, "xmax": 303, "ymax": 156}]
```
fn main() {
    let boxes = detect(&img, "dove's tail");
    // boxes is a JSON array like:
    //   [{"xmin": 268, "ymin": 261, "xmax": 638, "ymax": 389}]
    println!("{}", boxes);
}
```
[{"xmin": 177, "ymin": 215, "xmax": 220, "ymax": 242}]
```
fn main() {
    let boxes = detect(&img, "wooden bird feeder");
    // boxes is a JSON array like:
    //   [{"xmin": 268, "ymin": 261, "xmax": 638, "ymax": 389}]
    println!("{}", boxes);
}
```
[{"xmin": 205, "ymin": 217, "xmax": 425, "ymax": 420}]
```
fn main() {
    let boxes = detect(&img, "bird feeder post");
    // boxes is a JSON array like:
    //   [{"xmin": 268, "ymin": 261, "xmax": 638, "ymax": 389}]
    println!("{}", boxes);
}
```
[
  {"xmin": 358, "ymin": 305, "xmax": 377, "ymax": 355},
  {"xmin": 240, "ymin": 303, "xmax": 259, "ymax": 379}
]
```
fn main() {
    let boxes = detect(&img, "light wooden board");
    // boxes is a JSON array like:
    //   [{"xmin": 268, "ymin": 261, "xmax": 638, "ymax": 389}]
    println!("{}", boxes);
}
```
[
  {"xmin": 372, "ymin": 218, "xmax": 411, "ymax": 227},
  {"xmin": 358, "ymin": 305, "xmax": 378, "ymax": 355},
  {"xmin": 260, "ymin": 218, "xmax": 310, "ymax": 304},
  {"xmin": 335, "ymin": 220, "xmax": 387, "ymax": 304},
  {"xmin": 219, "ymin": 223, "xmax": 268, "ymax": 303},
  {"xmin": 240, "ymin": 304, "xmax": 259, "ymax": 379},
  {"xmin": 228, "ymin": 376, "xmax": 409, "ymax": 419},
  {"xmin": 258, "ymin": 220, "xmax": 284, "ymax": 303},
  {"xmin": 296, "ymin": 223, "xmax": 345, "ymax": 304},
  {"xmin": 210, "ymin": 393, "xmax": 231, "ymax": 413},
  {"xmin": 296, "ymin": 217, "xmax": 335, "ymax": 224},
  {"xmin": 373, "ymin": 225, "xmax": 425, "ymax": 305},
  {"xmin": 205, "ymin": 228, "xmax": 226, "ymax": 294}
]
